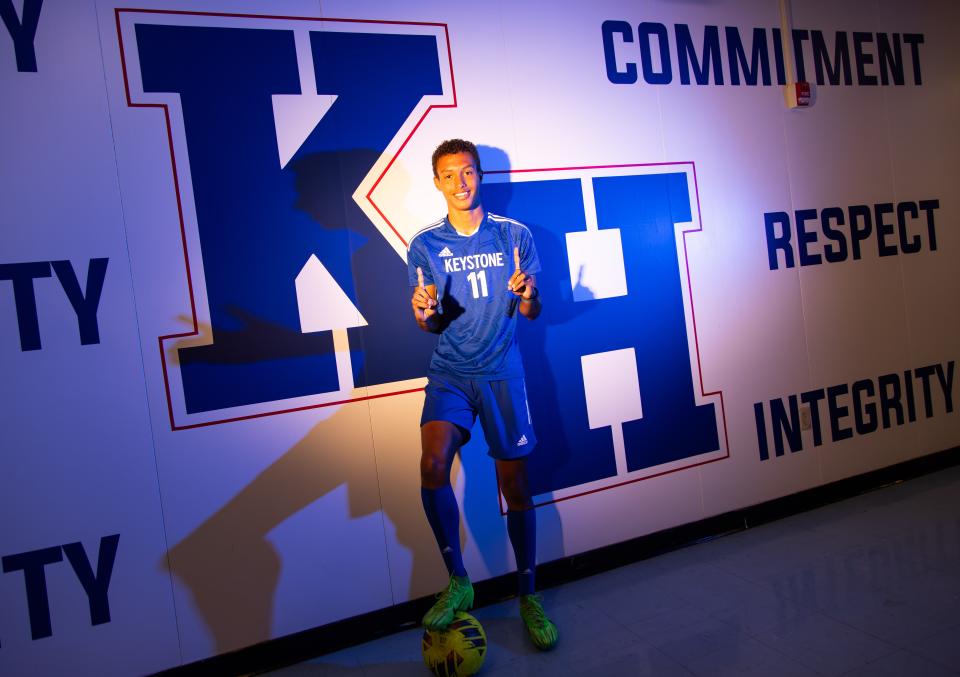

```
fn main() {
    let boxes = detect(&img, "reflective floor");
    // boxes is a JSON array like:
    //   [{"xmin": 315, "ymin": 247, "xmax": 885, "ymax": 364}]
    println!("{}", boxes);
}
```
[{"xmin": 266, "ymin": 464, "xmax": 960, "ymax": 676}]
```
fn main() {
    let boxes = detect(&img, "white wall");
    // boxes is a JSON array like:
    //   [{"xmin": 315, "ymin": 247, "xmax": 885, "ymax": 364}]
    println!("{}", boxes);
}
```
[{"xmin": 1, "ymin": 0, "xmax": 957, "ymax": 673}]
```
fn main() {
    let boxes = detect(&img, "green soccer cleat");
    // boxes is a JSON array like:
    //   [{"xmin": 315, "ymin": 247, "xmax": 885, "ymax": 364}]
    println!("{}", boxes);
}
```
[
  {"xmin": 520, "ymin": 594, "xmax": 559, "ymax": 650},
  {"xmin": 422, "ymin": 575, "xmax": 474, "ymax": 630}
]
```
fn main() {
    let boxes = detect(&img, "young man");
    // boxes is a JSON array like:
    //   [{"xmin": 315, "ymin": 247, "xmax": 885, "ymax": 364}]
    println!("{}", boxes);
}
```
[{"xmin": 407, "ymin": 139, "xmax": 558, "ymax": 650}]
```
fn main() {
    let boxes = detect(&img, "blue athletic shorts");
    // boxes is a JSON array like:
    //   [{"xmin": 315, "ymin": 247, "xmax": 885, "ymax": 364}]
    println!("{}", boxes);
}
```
[{"xmin": 421, "ymin": 373, "xmax": 537, "ymax": 460}]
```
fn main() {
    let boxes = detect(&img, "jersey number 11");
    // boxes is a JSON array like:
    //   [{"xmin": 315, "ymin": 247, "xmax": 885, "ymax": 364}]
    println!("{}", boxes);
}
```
[{"xmin": 467, "ymin": 270, "xmax": 489, "ymax": 298}]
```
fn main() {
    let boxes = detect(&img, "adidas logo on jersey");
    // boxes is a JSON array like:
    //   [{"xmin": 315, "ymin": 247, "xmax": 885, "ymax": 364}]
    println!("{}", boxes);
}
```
[
  {"xmin": 438, "ymin": 246, "xmax": 453, "ymax": 257},
  {"xmin": 516, "ymin": 435, "xmax": 528, "ymax": 446}
]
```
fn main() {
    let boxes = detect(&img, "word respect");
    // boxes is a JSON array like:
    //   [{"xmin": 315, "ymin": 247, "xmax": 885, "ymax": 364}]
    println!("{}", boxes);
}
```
[{"xmin": 764, "ymin": 199, "xmax": 940, "ymax": 270}]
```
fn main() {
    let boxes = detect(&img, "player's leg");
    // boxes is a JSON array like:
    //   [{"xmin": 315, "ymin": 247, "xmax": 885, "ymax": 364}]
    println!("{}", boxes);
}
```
[
  {"xmin": 420, "ymin": 377, "xmax": 476, "ymax": 629},
  {"xmin": 420, "ymin": 420, "xmax": 467, "ymax": 578},
  {"xmin": 496, "ymin": 457, "xmax": 557, "ymax": 650},
  {"xmin": 495, "ymin": 457, "xmax": 535, "ymax": 595},
  {"xmin": 481, "ymin": 379, "xmax": 558, "ymax": 650}
]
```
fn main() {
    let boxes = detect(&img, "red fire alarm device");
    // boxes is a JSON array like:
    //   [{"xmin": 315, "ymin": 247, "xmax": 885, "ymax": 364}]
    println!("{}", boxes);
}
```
[{"xmin": 785, "ymin": 81, "xmax": 812, "ymax": 109}]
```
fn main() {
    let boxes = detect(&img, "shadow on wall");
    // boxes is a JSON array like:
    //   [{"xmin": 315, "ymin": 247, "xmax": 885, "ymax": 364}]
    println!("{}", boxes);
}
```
[
  {"xmin": 158, "ymin": 144, "xmax": 438, "ymax": 654},
  {"xmin": 159, "ymin": 144, "xmax": 567, "ymax": 655},
  {"xmin": 160, "ymin": 387, "xmax": 486, "ymax": 655},
  {"xmin": 160, "ymin": 401, "xmax": 385, "ymax": 654}
]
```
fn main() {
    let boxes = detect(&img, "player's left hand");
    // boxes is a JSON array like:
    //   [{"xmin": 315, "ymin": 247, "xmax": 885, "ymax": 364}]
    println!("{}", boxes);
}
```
[{"xmin": 507, "ymin": 246, "xmax": 535, "ymax": 299}]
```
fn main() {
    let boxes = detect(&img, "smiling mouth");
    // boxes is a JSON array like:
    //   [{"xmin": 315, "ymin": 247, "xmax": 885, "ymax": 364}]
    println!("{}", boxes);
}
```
[{"xmin": 454, "ymin": 192, "xmax": 470, "ymax": 199}]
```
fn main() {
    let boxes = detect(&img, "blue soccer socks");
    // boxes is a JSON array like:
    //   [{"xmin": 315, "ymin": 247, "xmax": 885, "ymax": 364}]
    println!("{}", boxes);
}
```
[
  {"xmin": 421, "ymin": 485, "xmax": 467, "ymax": 577},
  {"xmin": 507, "ymin": 508, "xmax": 536, "ymax": 596}
]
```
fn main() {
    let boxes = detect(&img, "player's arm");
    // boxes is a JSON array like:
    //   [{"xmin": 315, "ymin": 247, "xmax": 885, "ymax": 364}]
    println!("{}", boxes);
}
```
[
  {"xmin": 412, "ymin": 266, "xmax": 442, "ymax": 333},
  {"xmin": 508, "ymin": 247, "xmax": 541, "ymax": 320}
]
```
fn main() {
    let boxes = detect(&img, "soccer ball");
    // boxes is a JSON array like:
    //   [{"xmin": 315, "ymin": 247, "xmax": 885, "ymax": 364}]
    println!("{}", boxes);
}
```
[{"xmin": 421, "ymin": 612, "xmax": 487, "ymax": 676}]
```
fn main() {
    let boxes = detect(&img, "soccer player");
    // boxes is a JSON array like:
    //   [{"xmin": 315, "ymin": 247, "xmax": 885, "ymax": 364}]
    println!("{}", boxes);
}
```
[{"xmin": 408, "ymin": 139, "xmax": 558, "ymax": 650}]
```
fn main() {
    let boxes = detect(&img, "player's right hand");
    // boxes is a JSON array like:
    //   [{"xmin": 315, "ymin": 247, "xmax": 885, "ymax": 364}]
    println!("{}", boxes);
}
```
[{"xmin": 412, "ymin": 266, "xmax": 438, "ymax": 323}]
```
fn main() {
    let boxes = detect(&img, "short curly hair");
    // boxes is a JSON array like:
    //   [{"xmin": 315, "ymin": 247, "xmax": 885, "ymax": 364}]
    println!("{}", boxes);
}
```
[{"xmin": 431, "ymin": 139, "xmax": 482, "ymax": 177}]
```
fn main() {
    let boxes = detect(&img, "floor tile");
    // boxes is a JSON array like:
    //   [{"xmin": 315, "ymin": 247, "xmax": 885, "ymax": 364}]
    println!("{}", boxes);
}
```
[
  {"xmin": 912, "ymin": 624, "xmax": 960, "ymax": 672},
  {"xmin": 545, "ymin": 645, "xmax": 694, "ymax": 677},
  {"xmin": 261, "ymin": 463, "xmax": 960, "ymax": 677},
  {"xmin": 654, "ymin": 616, "xmax": 750, "ymax": 664},
  {"xmin": 820, "ymin": 585, "xmax": 953, "ymax": 647},
  {"xmin": 752, "ymin": 612, "xmax": 898, "ymax": 676},
  {"xmin": 841, "ymin": 648, "xmax": 960, "ymax": 676},
  {"xmin": 680, "ymin": 635, "xmax": 818, "ymax": 677}
]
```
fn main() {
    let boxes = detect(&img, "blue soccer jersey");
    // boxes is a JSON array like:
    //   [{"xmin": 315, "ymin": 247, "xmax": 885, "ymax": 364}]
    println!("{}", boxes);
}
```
[{"xmin": 407, "ymin": 213, "xmax": 541, "ymax": 380}]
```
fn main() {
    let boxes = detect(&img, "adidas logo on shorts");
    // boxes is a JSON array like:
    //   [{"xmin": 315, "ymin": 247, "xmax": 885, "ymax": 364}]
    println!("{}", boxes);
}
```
[
  {"xmin": 438, "ymin": 246, "xmax": 453, "ymax": 257},
  {"xmin": 516, "ymin": 435, "xmax": 528, "ymax": 446}
]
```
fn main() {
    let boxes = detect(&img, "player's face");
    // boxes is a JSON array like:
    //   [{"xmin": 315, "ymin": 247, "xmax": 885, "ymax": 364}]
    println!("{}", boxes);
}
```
[{"xmin": 434, "ymin": 152, "xmax": 482, "ymax": 213}]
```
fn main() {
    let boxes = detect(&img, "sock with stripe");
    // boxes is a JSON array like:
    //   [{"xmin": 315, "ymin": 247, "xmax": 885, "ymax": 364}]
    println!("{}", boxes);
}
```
[
  {"xmin": 421, "ymin": 485, "xmax": 467, "ymax": 577},
  {"xmin": 507, "ymin": 508, "xmax": 536, "ymax": 596}
]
